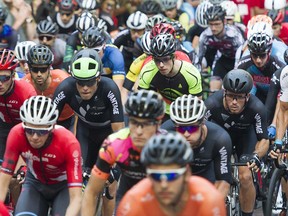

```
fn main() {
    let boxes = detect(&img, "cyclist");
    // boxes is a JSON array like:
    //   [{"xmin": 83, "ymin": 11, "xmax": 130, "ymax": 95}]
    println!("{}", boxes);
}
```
[
  {"xmin": 0, "ymin": 96, "xmax": 82, "ymax": 215},
  {"xmin": 62, "ymin": 11, "xmax": 96, "ymax": 72},
  {"xmin": 204, "ymin": 69, "xmax": 269, "ymax": 216},
  {"xmin": 162, "ymin": 95, "xmax": 232, "ymax": 199},
  {"xmin": 23, "ymin": 44, "xmax": 75, "ymax": 130},
  {"xmin": 117, "ymin": 132, "xmax": 226, "ymax": 216},
  {"xmin": 36, "ymin": 19, "xmax": 66, "ymax": 69},
  {"xmin": 113, "ymin": 11, "xmax": 148, "ymax": 72},
  {"xmin": 81, "ymin": 26, "xmax": 126, "ymax": 101},
  {"xmin": 267, "ymin": 9, "xmax": 288, "ymax": 45},
  {"xmin": 81, "ymin": 90, "xmax": 166, "ymax": 215},
  {"xmin": 0, "ymin": 49, "xmax": 36, "ymax": 160},
  {"xmin": 138, "ymin": 0, "xmax": 162, "ymax": 18},
  {"xmin": 138, "ymin": 33, "xmax": 202, "ymax": 121},
  {"xmin": 14, "ymin": 41, "xmax": 36, "ymax": 78},
  {"xmin": 196, "ymin": 5, "xmax": 244, "ymax": 91}
]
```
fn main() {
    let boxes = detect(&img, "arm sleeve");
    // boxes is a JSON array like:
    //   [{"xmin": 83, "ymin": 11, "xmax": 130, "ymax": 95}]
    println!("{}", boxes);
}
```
[
  {"xmin": 253, "ymin": 105, "xmax": 269, "ymax": 140},
  {"xmin": 109, "ymin": 49, "xmax": 126, "ymax": 80},
  {"xmin": 53, "ymin": 79, "xmax": 71, "ymax": 117},
  {"xmin": 197, "ymin": 32, "xmax": 208, "ymax": 65}
]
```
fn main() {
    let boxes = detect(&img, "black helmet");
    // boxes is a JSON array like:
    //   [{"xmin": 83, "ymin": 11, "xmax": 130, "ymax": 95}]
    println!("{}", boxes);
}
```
[
  {"xmin": 139, "ymin": 0, "xmax": 161, "ymax": 16},
  {"xmin": 82, "ymin": 26, "xmax": 105, "ymax": 48},
  {"xmin": 204, "ymin": 5, "xmax": 226, "ymax": 22},
  {"xmin": 248, "ymin": 32, "xmax": 273, "ymax": 54},
  {"xmin": 26, "ymin": 45, "xmax": 54, "ymax": 66},
  {"xmin": 36, "ymin": 19, "xmax": 59, "ymax": 35},
  {"xmin": 284, "ymin": 49, "xmax": 288, "ymax": 64},
  {"xmin": 150, "ymin": 33, "xmax": 176, "ymax": 57},
  {"xmin": 125, "ymin": 90, "xmax": 165, "ymax": 120},
  {"xmin": 0, "ymin": 6, "xmax": 8, "ymax": 21},
  {"xmin": 58, "ymin": 0, "xmax": 75, "ymax": 11},
  {"xmin": 223, "ymin": 69, "xmax": 253, "ymax": 94},
  {"xmin": 141, "ymin": 132, "xmax": 194, "ymax": 166}
]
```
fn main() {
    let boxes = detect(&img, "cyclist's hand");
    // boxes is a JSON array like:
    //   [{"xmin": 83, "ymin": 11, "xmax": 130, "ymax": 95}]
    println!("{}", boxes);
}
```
[
  {"xmin": 269, "ymin": 149, "xmax": 280, "ymax": 159},
  {"xmin": 267, "ymin": 124, "xmax": 276, "ymax": 139},
  {"xmin": 247, "ymin": 154, "xmax": 261, "ymax": 172},
  {"xmin": 16, "ymin": 165, "xmax": 27, "ymax": 184}
]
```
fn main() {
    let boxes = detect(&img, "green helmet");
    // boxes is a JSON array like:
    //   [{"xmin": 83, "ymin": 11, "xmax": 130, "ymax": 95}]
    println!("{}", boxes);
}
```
[{"xmin": 70, "ymin": 48, "xmax": 103, "ymax": 80}]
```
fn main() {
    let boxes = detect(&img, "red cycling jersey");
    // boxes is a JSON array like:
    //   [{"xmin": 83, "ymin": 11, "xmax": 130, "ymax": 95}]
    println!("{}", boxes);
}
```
[
  {"xmin": 0, "ymin": 80, "xmax": 36, "ymax": 124},
  {"xmin": 1, "ymin": 124, "xmax": 82, "ymax": 187},
  {"xmin": 0, "ymin": 201, "xmax": 9, "ymax": 216},
  {"xmin": 279, "ymin": 23, "xmax": 288, "ymax": 45},
  {"xmin": 117, "ymin": 176, "xmax": 226, "ymax": 216}
]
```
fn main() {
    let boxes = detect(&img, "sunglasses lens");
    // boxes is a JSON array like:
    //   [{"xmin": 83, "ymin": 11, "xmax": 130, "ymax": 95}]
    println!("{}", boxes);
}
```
[
  {"xmin": 176, "ymin": 125, "xmax": 199, "ymax": 134},
  {"xmin": 60, "ymin": 12, "xmax": 72, "ymax": 16},
  {"xmin": 39, "ymin": 36, "xmax": 53, "ymax": 41},
  {"xmin": 76, "ymin": 79, "xmax": 97, "ymax": 87},
  {"xmin": 150, "ymin": 173, "xmax": 179, "ymax": 182},
  {"xmin": 0, "ymin": 75, "xmax": 11, "ymax": 82},
  {"xmin": 251, "ymin": 53, "xmax": 267, "ymax": 59},
  {"xmin": 24, "ymin": 128, "xmax": 50, "ymax": 136},
  {"xmin": 31, "ymin": 67, "xmax": 49, "ymax": 73}
]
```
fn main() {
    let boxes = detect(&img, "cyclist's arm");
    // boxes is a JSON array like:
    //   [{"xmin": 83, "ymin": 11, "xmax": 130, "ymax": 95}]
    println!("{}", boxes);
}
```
[
  {"xmin": 0, "ymin": 172, "xmax": 12, "ymax": 202},
  {"xmin": 214, "ymin": 180, "xmax": 230, "ymax": 200},
  {"xmin": 254, "ymin": 138, "xmax": 269, "ymax": 158},
  {"xmin": 111, "ymin": 122, "xmax": 125, "ymax": 132},
  {"xmin": 276, "ymin": 100, "xmax": 288, "ymax": 140},
  {"xmin": 66, "ymin": 187, "xmax": 82, "ymax": 216}
]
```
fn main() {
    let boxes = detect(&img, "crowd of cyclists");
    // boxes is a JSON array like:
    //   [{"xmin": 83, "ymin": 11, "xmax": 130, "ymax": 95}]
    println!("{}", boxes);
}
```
[{"xmin": 0, "ymin": 0, "xmax": 288, "ymax": 215}]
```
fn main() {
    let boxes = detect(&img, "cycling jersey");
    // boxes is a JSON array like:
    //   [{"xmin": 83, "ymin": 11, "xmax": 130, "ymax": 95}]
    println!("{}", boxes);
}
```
[
  {"xmin": 0, "ymin": 201, "xmax": 9, "ymax": 216},
  {"xmin": 102, "ymin": 44, "xmax": 125, "ymax": 80},
  {"xmin": 0, "ymin": 25, "xmax": 18, "ymax": 50},
  {"xmin": 278, "ymin": 23, "xmax": 288, "ymax": 45},
  {"xmin": 123, "ymin": 51, "xmax": 191, "ymax": 91},
  {"xmin": 237, "ymin": 55, "xmax": 285, "ymax": 103},
  {"xmin": 1, "ymin": 124, "xmax": 82, "ymax": 186},
  {"xmin": 279, "ymin": 65, "xmax": 288, "ymax": 102},
  {"xmin": 23, "ymin": 69, "xmax": 74, "ymax": 122},
  {"xmin": 99, "ymin": 11, "xmax": 117, "ymax": 33},
  {"xmin": 52, "ymin": 12, "xmax": 78, "ymax": 36},
  {"xmin": 138, "ymin": 61, "xmax": 202, "ymax": 114},
  {"xmin": 117, "ymin": 176, "xmax": 226, "ymax": 216}
]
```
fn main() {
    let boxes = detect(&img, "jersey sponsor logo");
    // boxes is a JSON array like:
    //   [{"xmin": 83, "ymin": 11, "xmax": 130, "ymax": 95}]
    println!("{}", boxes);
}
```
[
  {"xmin": 254, "ymin": 113, "xmax": 263, "ymax": 134},
  {"xmin": 219, "ymin": 147, "xmax": 228, "ymax": 174},
  {"xmin": 0, "ymin": 112, "xmax": 5, "ymax": 122},
  {"xmin": 54, "ymin": 91, "xmax": 66, "ymax": 105},
  {"xmin": 140, "ymin": 193, "xmax": 154, "ymax": 202},
  {"xmin": 212, "ymin": 207, "xmax": 222, "ymax": 216},
  {"xmin": 8, "ymin": 100, "xmax": 18, "ymax": 104},
  {"xmin": 221, "ymin": 113, "xmax": 229, "ymax": 121},
  {"xmin": 22, "ymin": 150, "xmax": 49, "ymax": 162},
  {"xmin": 0, "ymin": 102, "xmax": 11, "ymax": 107},
  {"xmin": 44, "ymin": 153, "xmax": 56, "ymax": 158},
  {"xmin": 204, "ymin": 110, "xmax": 212, "ymax": 120},
  {"xmin": 271, "ymin": 73, "xmax": 280, "ymax": 85},
  {"xmin": 252, "ymin": 75, "xmax": 270, "ymax": 84},
  {"xmin": 73, "ymin": 150, "xmax": 80, "ymax": 180},
  {"xmin": 178, "ymin": 83, "xmax": 182, "ymax": 88},
  {"xmin": 191, "ymin": 193, "xmax": 204, "ymax": 201},
  {"xmin": 224, "ymin": 123, "xmax": 231, "ymax": 129},
  {"xmin": 107, "ymin": 91, "xmax": 119, "ymax": 114}
]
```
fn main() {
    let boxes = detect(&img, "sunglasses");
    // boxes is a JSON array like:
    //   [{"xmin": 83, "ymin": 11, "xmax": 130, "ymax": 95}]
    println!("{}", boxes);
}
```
[
  {"xmin": 93, "ymin": 45, "xmax": 104, "ymax": 53},
  {"xmin": 153, "ymin": 56, "xmax": 172, "ymax": 65},
  {"xmin": 225, "ymin": 93, "xmax": 247, "ymax": 101},
  {"xmin": 60, "ymin": 12, "xmax": 72, "ymax": 17},
  {"xmin": 129, "ymin": 118, "xmax": 157, "ymax": 128},
  {"xmin": 251, "ymin": 52, "xmax": 268, "ymax": 59},
  {"xmin": 0, "ymin": 75, "xmax": 12, "ymax": 83},
  {"xmin": 176, "ymin": 125, "xmax": 199, "ymax": 134},
  {"xmin": 22, "ymin": 123, "xmax": 53, "ymax": 136},
  {"xmin": 38, "ymin": 35, "xmax": 54, "ymax": 41},
  {"xmin": 30, "ymin": 66, "xmax": 49, "ymax": 73},
  {"xmin": 76, "ymin": 79, "xmax": 97, "ymax": 87},
  {"xmin": 147, "ymin": 167, "xmax": 186, "ymax": 182}
]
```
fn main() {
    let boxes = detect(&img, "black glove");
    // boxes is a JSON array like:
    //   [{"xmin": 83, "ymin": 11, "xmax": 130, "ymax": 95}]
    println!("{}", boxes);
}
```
[
  {"xmin": 273, "ymin": 139, "xmax": 283, "ymax": 151},
  {"xmin": 249, "ymin": 153, "xmax": 262, "ymax": 169}
]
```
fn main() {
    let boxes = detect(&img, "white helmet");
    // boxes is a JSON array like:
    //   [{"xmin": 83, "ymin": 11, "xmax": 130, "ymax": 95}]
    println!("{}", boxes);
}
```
[
  {"xmin": 247, "ymin": 15, "xmax": 273, "ymax": 30},
  {"xmin": 76, "ymin": 11, "xmax": 96, "ymax": 33},
  {"xmin": 220, "ymin": 1, "xmax": 238, "ymax": 19},
  {"xmin": 145, "ymin": 14, "xmax": 165, "ymax": 31},
  {"xmin": 141, "ymin": 31, "xmax": 151, "ymax": 55},
  {"xmin": 195, "ymin": 1, "xmax": 213, "ymax": 28},
  {"xmin": 170, "ymin": 95, "xmax": 207, "ymax": 125},
  {"xmin": 81, "ymin": 0, "xmax": 98, "ymax": 10},
  {"xmin": 126, "ymin": 11, "xmax": 148, "ymax": 30},
  {"xmin": 15, "ymin": 41, "xmax": 37, "ymax": 61},
  {"xmin": 161, "ymin": 0, "xmax": 177, "ymax": 10},
  {"xmin": 247, "ymin": 21, "xmax": 273, "ymax": 41},
  {"xmin": 209, "ymin": 0, "xmax": 225, "ymax": 5},
  {"xmin": 20, "ymin": 96, "xmax": 59, "ymax": 126},
  {"xmin": 264, "ymin": 0, "xmax": 286, "ymax": 10}
]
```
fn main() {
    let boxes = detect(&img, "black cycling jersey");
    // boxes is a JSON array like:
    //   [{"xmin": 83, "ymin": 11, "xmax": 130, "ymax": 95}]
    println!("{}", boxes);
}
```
[
  {"xmin": 99, "ymin": 11, "xmax": 117, "ymax": 33},
  {"xmin": 186, "ymin": 23, "xmax": 205, "ymax": 42},
  {"xmin": 161, "ymin": 120, "xmax": 232, "ymax": 184},
  {"xmin": 52, "ymin": 12, "xmax": 78, "ymax": 40}
]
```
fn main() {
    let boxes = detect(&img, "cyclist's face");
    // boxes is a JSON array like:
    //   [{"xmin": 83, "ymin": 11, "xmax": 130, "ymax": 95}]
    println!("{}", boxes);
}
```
[
  {"xmin": 0, "ymin": 70, "xmax": 13, "ymax": 95},
  {"xmin": 250, "ymin": 52, "xmax": 269, "ymax": 68},
  {"xmin": 153, "ymin": 56, "xmax": 173, "ymax": 76},
  {"xmin": 38, "ymin": 35, "xmax": 55, "ymax": 47},
  {"xmin": 224, "ymin": 91, "xmax": 248, "ymax": 114},
  {"xmin": 176, "ymin": 124, "xmax": 202, "ymax": 148},
  {"xmin": 59, "ymin": 10, "xmax": 74, "ymax": 24},
  {"xmin": 24, "ymin": 123, "xmax": 52, "ymax": 149},
  {"xmin": 149, "ymin": 164, "xmax": 188, "ymax": 207},
  {"xmin": 29, "ymin": 65, "xmax": 50, "ymax": 87},
  {"xmin": 272, "ymin": 24, "xmax": 281, "ymax": 37},
  {"xmin": 101, "ymin": 0, "xmax": 116, "ymax": 15},
  {"xmin": 129, "ymin": 117, "xmax": 159, "ymax": 151},
  {"xmin": 76, "ymin": 78, "xmax": 99, "ymax": 100},
  {"xmin": 130, "ymin": 29, "xmax": 145, "ymax": 42},
  {"xmin": 164, "ymin": 7, "xmax": 177, "ymax": 19},
  {"xmin": 208, "ymin": 20, "xmax": 224, "ymax": 37}
]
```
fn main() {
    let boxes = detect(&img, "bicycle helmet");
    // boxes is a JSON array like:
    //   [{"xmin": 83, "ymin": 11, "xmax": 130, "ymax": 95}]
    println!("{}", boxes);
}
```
[
  {"xmin": 204, "ymin": 5, "xmax": 226, "ymax": 22},
  {"xmin": 141, "ymin": 32, "xmax": 151, "ymax": 55},
  {"xmin": 125, "ymin": 90, "xmax": 165, "ymax": 120},
  {"xmin": 0, "ymin": 6, "xmax": 8, "ymax": 21},
  {"xmin": 195, "ymin": 1, "xmax": 213, "ymax": 28},
  {"xmin": 58, "ymin": 0, "xmax": 75, "ymax": 11},
  {"xmin": 151, "ymin": 23, "xmax": 176, "ymax": 39},
  {"xmin": 15, "ymin": 41, "xmax": 37, "ymax": 61},
  {"xmin": 76, "ymin": 11, "xmax": 96, "ymax": 33},
  {"xmin": 247, "ymin": 15, "xmax": 273, "ymax": 30},
  {"xmin": 26, "ymin": 45, "xmax": 54, "ymax": 66},
  {"xmin": 220, "ymin": 1, "xmax": 238, "ymax": 19},
  {"xmin": 264, "ymin": 0, "xmax": 286, "ymax": 10},
  {"xmin": 284, "ymin": 49, "xmax": 288, "ymax": 64},
  {"xmin": 209, "ymin": 0, "xmax": 225, "ymax": 5},
  {"xmin": 247, "ymin": 21, "xmax": 273, "ymax": 40},
  {"xmin": 139, "ymin": 0, "xmax": 161, "ymax": 16},
  {"xmin": 0, "ymin": 49, "xmax": 18, "ymax": 71},
  {"xmin": 145, "ymin": 14, "xmax": 165, "ymax": 31},
  {"xmin": 161, "ymin": 0, "xmax": 177, "ymax": 10},
  {"xmin": 141, "ymin": 132, "xmax": 193, "ymax": 166},
  {"xmin": 126, "ymin": 11, "xmax": 148, "ymax": 30},
  {"xmin": 82, "ymin": 26, "xmax": 105, "ymax": 48},
  {"xmin": 170, "ymin": 95, "xmax": 206, "ymax": 126},
  {"xmin": 170, "ymin": 21, "xmax": 185, "ymax": 38},
  {"xmin": 70, "ymin": 48, "xmax": 102, "ymax": 80},
  {"xmin": 223, "ymin": 69, "xmax": 253, "ymax": 94},
  {"xmin": 267, "ymin": 9, "xmax": 284, "ymax": 25},
  {"xmin": 36, "ymin": 19, "xmax": 59, "ymax": 35},
  {"xmin": 81, "ymin": 0, "xmax": 99, "ymax": 10},
  {"xmin": 20, "ymin": 96, "xmax": 59, "ymax": 126},
  {"xmin": 150, "ymin": 33, "xmax": 176, "ymax": 57},
  {"xmin": 248, "ymin": 32, "xmax": 273, "ymax": 54}
]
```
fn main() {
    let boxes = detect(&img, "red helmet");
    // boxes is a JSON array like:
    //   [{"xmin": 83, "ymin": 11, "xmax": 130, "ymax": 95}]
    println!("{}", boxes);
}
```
[
  {"xmin": 150, "ymin": 23, "xmax": 176, "ymax": 39},
  {"xmin": 267, "ymin": 9, "xmax": 284, "ymax": 25},
  {"xmin": 0, "ymin": 49, "xmax": 18, "ymax": 71}
]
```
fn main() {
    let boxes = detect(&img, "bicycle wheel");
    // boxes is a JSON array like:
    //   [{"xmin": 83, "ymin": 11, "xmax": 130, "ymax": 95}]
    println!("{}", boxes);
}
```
[{"xmin": 265, "ymin": 168, "xmax": 286, "ymax": 216}]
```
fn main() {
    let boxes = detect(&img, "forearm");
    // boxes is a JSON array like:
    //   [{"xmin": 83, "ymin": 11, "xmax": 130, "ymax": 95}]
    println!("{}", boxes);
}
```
[
  {"xmin": 276, "ymin": 101, "xmax": 288, "ymax": 140},
  {"xmin": 81, "ymin": 190, "xmax": 99, "ymax": 216},
  {"xmin": 254, "ymin": 139, "xmax": 269, "ymax": 158},
  {"xmin": 0, "ymin": 173, "xmax": 12, "ymax": 201},
  {"xmin": 214, "ymin": 180, "xmax": 230, "ymax": 199},
  {"xmin": 65, "ymin": 196, "xmax": 82, "ymax": 216},
  {"xmin": 24, "ymin": 20, "xmax": 37, "ymax": 41}
]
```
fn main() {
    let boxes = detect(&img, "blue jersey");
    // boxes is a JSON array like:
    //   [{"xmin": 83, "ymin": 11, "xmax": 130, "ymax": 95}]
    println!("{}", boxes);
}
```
[{"xmin": 101, "ymin": 44, "xmax": 125, "ymax": 80}]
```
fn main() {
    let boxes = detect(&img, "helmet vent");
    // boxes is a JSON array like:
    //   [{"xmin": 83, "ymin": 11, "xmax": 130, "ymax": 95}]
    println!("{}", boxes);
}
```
[
  {"xmin": 75, "ymin": 63, "xmax": 80, "ymax": 70},
  {"xmin": 88, "ymin": 63, "xmax": 96, "ymax": 70}
]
